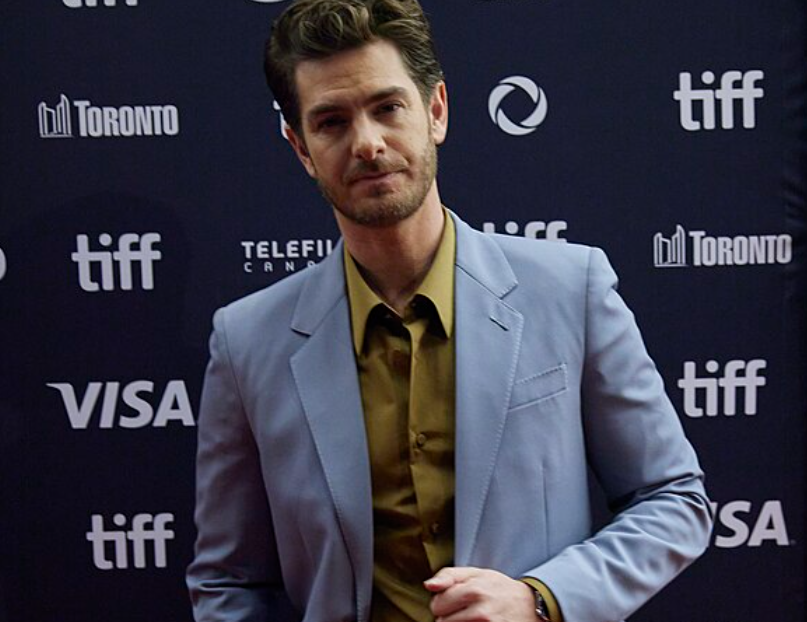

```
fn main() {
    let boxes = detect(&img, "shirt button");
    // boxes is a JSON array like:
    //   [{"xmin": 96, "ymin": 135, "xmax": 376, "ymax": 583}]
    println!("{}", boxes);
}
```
[
  {"xmin": 415, "ymin": 433, "xmax": 427, "ymax": 448},
  {"xmin": 390, "ymin": 350, "xmax": 410, "ymax": 374},
  {"xmin": 430, "ymin": 522, "xmax": 441, "ymax": 536}
]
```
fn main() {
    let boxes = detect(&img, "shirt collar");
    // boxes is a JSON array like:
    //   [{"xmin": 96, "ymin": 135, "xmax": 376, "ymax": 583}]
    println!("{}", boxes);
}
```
[{"xmin": 344, "ymin": 209, "xmax": 456, "ymax": 355}]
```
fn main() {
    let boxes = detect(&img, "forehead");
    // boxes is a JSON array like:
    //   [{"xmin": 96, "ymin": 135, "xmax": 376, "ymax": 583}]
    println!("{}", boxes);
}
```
[{"xmin": 294, "ymin": 39, "xmax": 419, "ymax": 113}]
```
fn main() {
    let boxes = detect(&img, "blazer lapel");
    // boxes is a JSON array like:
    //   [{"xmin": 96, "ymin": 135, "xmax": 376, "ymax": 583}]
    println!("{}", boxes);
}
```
[
  {"xmin": 289, "ymin": 245, "xmax": 374, "ymax": 622},
  {"xmin": 284, "ymin": 218, "xmax": 524, "ymax": 603},
  {"xmin": 452, "ymin": 215, "xmax": 524, "ymax": 565}
]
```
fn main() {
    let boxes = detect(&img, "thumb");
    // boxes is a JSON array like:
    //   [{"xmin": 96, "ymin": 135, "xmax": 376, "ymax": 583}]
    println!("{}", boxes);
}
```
[
  {"xmin": 423, "ymin": 566, "xmax": 475, "ymax": 592},
  {"xmin": 423, "ymin": 569, "xmax": 456, "ymax": 592}
]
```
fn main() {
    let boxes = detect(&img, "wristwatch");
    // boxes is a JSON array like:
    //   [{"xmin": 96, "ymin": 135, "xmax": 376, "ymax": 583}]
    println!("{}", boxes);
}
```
[{"xmin": 529, "ymin": 585, "xmax": 552, "ymax": 622}]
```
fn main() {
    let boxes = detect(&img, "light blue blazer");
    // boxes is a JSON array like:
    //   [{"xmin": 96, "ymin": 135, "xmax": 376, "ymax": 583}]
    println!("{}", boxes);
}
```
[{"xmin": 187, "ymin": 212, "xmax": 712, "ymax": 622}]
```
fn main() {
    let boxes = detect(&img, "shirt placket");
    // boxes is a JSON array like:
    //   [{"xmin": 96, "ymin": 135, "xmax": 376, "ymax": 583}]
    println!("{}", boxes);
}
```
[{"xmin": 401, "ymin": 310, "xmax": 441, "ymax": 571}]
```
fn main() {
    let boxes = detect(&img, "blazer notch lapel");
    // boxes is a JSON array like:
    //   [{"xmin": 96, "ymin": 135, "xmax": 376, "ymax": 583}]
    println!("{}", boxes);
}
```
[
  {"xmin": 290, "ymin": 280, "xmax": 374, "ymax": 621},
  {"xmin": 290, "ymin": 239, "xmax": 346, "ymax": 336},
  {"xmin": 454, "ymin": 272, "xmax": 525, "ymax": 565}
]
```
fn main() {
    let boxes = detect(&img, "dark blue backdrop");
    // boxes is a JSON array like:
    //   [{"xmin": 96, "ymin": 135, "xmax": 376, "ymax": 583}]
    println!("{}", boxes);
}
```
[{"xmin": 1, "ymin": 1, "xmax": 805, "ymax": 621}]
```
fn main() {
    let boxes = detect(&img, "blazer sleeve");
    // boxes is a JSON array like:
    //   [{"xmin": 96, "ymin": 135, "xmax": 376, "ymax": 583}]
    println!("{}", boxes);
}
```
[
  {"xmin": 186, "ymin": 308, "xmax": 289, "ymax": 621},
  {"xmin": 526, "ymin": 247, "xmax": 714, "ymax": 622}
]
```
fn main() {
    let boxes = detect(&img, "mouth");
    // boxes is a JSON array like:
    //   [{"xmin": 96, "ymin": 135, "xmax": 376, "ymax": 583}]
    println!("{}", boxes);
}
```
[
  {"xmin": 356, "ymin": 172, "xmax": 394, "ymax": 183},
  {"xmin": 348, "ymin": 168, "xmax": 404, "ymax": 185}
]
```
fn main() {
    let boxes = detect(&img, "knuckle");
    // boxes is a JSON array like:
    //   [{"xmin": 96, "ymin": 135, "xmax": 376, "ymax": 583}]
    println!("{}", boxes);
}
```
[{"xmin": 464, "ymin": 585, "xmax": 483, "ymax": 604}]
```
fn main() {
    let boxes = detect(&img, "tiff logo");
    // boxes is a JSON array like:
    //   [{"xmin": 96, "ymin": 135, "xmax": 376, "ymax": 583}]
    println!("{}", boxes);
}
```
[
  {"xmin": 653, "ymin": 225, "xmax": 686, "ymax": 267},
  {"xmin": 673, "ymin": 70, "xmax": 764, "ymax": 131},
  {"xmin": 38, "ymin": 95, "xmax": 72, "ymax": 138},
  {"xmin": 0, "ymin": 247, "xmax": 6, "ymax": 281},
  {"xmin": 86, "ymin": 513, "xmax": 174, "ymax": 570},
  {"xmin": 64, "ymin": 1, "xmax": 139, "ymax": 7},
  {"xmin": 482, "ymin": 220, "xmax": 567, "ymax": 242},
  {"xmin": 72, "ymin": 233, "xmax": 161, "ymax": 292},
  {"xmin": 677, "ymin": 359, "xmax": 767, "ymax": 417}
]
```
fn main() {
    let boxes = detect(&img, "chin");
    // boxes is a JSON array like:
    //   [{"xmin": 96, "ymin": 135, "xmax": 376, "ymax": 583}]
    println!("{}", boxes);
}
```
[{"xmin": 336, "ymin": 198, "xmax": 422, "ymax": 228}]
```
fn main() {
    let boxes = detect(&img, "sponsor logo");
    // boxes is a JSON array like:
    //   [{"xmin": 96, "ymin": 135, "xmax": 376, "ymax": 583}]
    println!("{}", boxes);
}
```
[
  {"xmin": 86, "ymin": 513, "xmax": 175, "ymax": 569},
  {"xmin": 38, "ymin": 95, "xmax": 72, "ymax": 138},
  {"xmin": 63, "ymin": 0, "xmax": 139, "ymax": 7},
  {"xmin": 482, "ymin": 219, "xmax": 567, "ymax": 242},
  {"xmin": 72, "ymin": 232, "xmax": 161, "ymax": 292},
  {"xmin": 677, "ymin": 359, "xmax": 766, "ymax": 418},
  {"xmin": 242, "ymin": 238, "xmax": 335, "ymax": 275},
  {"xmin": 711, "ymin": 501, "xmax": 792, "ymax": 548},
  {"xmin": 653, "ymin": 225, "xmax": 687, "ymax": 267},
  {"xmin": 489, "ymin": 76, "xmax": 548, "ymax": 136},
  {"xmin": 38, "ymin": 95, "xmax": 180, "ymax": 139},
  {"xmin": 673, "ymin": 70, "xmax": 764, "ymax": 131},
  {"xmin": 47, "ymin": 380, "xmax": 195, "ymax": 429},
  {"xmin": 653, "ymin": 225, "xmax": 791, "ymax": 268},
  {"xmin": 0, "ymin": 247, "xmax": 6, "ymax": 281}
]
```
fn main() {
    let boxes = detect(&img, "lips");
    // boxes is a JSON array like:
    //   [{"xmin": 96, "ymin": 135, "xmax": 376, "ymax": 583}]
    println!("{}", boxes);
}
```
[
  {"xmin": 352, "ymin": 171, "xmax": 398, "ymax": 184},
  {"xmin": 345, "ymin": 163, "xmax": 405, "ymax": 185}
]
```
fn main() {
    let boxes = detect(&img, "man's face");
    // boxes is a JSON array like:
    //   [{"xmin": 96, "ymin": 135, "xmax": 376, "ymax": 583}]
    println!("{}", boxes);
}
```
[{"xmin": 286, "ymin": 39, "xmax": 448, "ymax": 228}]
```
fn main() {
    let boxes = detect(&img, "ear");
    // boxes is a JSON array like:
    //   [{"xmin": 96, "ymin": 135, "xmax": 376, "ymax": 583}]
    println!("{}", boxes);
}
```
[
  {"xmin": 285, "ymin": 124, "xmax": 317, "ymax": 178},
  {"xmin": 429, "ymin": 81, "xmax": 449, "ymax": 146}
]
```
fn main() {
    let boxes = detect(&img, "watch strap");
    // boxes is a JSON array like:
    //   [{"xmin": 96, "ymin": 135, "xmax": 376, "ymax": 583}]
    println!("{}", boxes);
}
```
[{"xmin": 530, "ymin": 585, "xmax": 552, "ymax": 622}]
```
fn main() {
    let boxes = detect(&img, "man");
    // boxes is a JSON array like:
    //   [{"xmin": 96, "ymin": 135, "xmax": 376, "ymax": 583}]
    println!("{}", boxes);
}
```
[{"xmin": 187, "ymin": 1, "xmax": 712, "ymax": 621}]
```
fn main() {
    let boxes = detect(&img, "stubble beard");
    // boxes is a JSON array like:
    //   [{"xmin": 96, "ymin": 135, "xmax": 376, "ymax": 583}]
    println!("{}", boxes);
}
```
[{"xmin": 319, "ymin": 139, "xmax": 438, "ymax": 229}]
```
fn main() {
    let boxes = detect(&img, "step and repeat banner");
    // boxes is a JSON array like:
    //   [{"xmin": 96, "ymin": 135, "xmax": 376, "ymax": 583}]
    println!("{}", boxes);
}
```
[{"xmin": 1, "ymin": 1, "xmax": 805, "ymax": 621}]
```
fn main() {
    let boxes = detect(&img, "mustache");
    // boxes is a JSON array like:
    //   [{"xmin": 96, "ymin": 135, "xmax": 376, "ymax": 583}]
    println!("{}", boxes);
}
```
[{"xmin": 344, "ymin": 159, "xmax": 406, "ymax": 184}]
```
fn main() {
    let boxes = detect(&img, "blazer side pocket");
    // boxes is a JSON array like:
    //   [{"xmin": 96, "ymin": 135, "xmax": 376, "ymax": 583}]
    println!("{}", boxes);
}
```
[{"xmin": 509, "ymin": 363, "xmax": 567, "ymax": 410}]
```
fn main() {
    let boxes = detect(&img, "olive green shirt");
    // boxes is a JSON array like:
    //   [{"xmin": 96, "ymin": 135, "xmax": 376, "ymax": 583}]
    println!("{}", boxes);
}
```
[
  {"xmin": 344, "ymin": 213, "xmax": 561, "ymax": 622},
  {"xmin": 345, "ymin": 213, "xmax": 456, "ymax": 622}
]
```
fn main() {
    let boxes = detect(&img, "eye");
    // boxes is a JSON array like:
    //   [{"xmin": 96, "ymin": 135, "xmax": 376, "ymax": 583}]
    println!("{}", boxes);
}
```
[
  {"xmin": 377, "ymin": 102, "xmax": 403, "ymax": 115},
  {"xmin": 316, "ymin": 116, "xmax": 346, "ymax": 132}
]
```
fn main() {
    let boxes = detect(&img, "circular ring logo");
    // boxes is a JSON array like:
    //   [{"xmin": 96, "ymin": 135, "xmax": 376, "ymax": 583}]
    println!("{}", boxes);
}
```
[
  {"xmin": 488, "ymin": 76, "xmax": 548, "ymax": 136},
  {"xmin": 0, "ymin": 248, "xmax": 6, "ymax": 281},
  {"xmin": 249, "ymin": 0, "xmax": 289, "ymax": 4}
]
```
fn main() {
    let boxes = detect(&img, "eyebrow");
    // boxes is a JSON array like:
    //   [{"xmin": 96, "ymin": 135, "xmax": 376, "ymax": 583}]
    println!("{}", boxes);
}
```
[{"xmin": 306, "ymin": 86, "xmax": 410, "ymax": 124}]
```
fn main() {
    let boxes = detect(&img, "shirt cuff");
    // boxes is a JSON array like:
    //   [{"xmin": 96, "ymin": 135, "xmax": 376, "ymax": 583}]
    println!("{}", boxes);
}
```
[{"xmin": 520, "ymin": 577, "xmax": 564, "ymax": 622}]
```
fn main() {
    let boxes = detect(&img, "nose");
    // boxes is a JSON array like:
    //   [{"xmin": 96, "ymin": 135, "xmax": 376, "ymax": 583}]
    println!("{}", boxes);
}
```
[{"xmin": 351, "ymin": 115, "xmax": 385, "ymax": 161}]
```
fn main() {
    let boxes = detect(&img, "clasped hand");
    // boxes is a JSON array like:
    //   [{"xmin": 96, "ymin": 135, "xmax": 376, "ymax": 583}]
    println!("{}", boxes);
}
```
[{"xmin": 424, "ymin": 567, "xmax": 536, "ymax": 622}]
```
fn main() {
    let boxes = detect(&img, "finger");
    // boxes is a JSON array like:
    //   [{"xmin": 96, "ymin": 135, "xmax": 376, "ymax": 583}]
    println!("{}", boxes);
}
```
[
  {"xmin": 424, "ymin": 567, "xmax": 460, "ymax": 592},
  {"xmin": 425, "ymin": 566, "xmax": 482, "ymax": 592},
  {"xmin": 429, "ymin": 579, "xmax": 481, "ymax": 617},
  {"xmin": 424, "ymin": 575, "xmax": 454, "ymax": 593},
  {"xmin": 435, "ymin": 601, "xmax": 490, "ymax": 622}
]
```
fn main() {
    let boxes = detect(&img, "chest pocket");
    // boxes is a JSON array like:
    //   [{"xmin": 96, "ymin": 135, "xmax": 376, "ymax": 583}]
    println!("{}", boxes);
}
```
[{"xmin": 509, "ymin": 363, "xmax": 567, "ymax": 411}]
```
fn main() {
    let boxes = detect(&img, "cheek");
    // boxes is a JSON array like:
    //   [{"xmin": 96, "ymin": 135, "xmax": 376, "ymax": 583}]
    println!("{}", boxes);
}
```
[
  {"xmin": 323, "ymin": 142, "xmax": 350, "ymax": 169},
  {"xmin": 308, "ymin": 148, "xmax": 340, "ymax": 180}
]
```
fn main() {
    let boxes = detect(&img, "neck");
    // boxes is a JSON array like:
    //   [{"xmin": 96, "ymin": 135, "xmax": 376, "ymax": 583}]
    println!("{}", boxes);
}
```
[{"xmin": 337, "ymin": 188, "xmax": 445, "ymax": 315}]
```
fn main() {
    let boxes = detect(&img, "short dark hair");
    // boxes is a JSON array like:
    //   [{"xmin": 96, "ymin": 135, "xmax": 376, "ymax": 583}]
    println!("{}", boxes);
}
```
[{"xmin": 264, "ymin": 0, "xmax": 444, "ymax": 133}]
